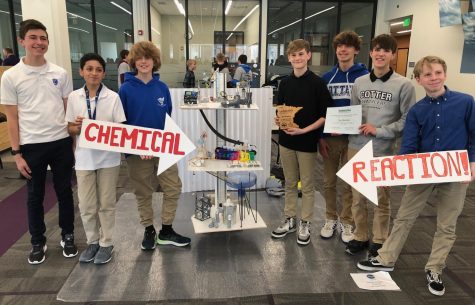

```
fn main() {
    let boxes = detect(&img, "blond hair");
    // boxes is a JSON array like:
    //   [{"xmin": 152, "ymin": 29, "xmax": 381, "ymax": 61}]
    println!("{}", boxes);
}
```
[
  {"xmin": 286, "ymin": 39, "xmax": 310, "ymax": 55},
  {"xmin": 215, "ymin": 53, "xmax": 226, "ymax": 62},
  {"xmin": 128, "ymin": 41, "xmax": 161, "ymax": 72},
  {"xmin": 186, "ymin": 59, "xmax": 196, "ymax": 67},
  {"xmin": 413, "ymin": 56, "xmax": 447, "ymax": 78}
]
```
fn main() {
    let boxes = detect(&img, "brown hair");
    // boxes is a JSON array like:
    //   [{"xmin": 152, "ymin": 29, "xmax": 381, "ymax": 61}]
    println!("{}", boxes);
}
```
[
  {"xmin": 19, "ymin": 19, "xmax": 47, "ymax": 40},
  {"xmin": 128, "ymin": 41, "xmax": 161, "ymax": 72},
  {"xmin": 413, "ymin": 56, "xmax": 447, "ymax": 78},
  {"xmin": 333, "ymin": 31, "xmax": 362, "ymax": 51},
  {"xmin": 370, "ymin": 34, "xmax": 397, "ymax": 53},
  {"xmin": 215, "ymin": 53, "xmax": 226, "ymax": 62},
  {"xmin": 286, "ymin": 39, "xmax": 310, "ymax": 55}
]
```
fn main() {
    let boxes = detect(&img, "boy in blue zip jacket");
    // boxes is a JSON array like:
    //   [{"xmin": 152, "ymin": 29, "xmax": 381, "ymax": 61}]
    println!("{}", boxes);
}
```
[
  {"xmin": 319, "ymin": 31, "xmax": 368, "ymax": 243},
  {"xmin": 357, "ymin": 56, "xmax": 475, "ymax": 296},
  {"xmin": 119, "ymin": 41, "xmax": 191, "ymax": 250}
]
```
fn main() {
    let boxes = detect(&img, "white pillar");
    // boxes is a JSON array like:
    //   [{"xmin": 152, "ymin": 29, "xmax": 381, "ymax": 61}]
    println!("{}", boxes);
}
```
[
  {"xmin": 133, "ymin": 0, "xmax": 149, "ymax": 42},
  {"xmin": 20, "ymin": 0, "xmax": 72, "ymax": 78},
  {"xmin": 260, "ymin": 0, "xmax": 268, "ymax": 86}
]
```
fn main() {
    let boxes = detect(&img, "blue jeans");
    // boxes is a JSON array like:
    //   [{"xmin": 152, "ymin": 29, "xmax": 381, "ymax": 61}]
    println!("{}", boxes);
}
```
[{"xmin": 21, "ymin": 137, "xmax": 75, "ymax": 245}]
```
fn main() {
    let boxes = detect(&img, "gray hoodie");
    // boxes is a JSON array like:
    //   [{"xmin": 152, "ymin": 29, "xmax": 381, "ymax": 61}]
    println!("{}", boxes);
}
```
[{"xmin": 348, "ymin": 71, "xmax": 416, "ymax": 156}]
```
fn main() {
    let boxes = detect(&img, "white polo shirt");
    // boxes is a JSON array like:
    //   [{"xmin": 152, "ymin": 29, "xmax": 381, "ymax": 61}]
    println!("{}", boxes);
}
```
[
  {"xmin": 65, "ymin": 85, "xmax": 126, "ymax": 170},
  {"xmin": 0, "ymin": 58, "xmax": 73, "ymax": 144}
]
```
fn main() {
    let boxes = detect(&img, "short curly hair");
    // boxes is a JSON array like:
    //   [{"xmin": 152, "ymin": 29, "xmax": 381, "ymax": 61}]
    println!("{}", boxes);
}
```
[
  {"xmin": 333, "ymin": 31, "xmax": 362, "ymax": 51},
  {"xmin": 128, "ymin": 41, "xmax": 161, "ymax": 72}
]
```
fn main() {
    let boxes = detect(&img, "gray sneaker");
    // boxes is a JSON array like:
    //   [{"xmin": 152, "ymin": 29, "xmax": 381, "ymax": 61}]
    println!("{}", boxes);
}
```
[
  {"xmin": 297, "ymin": 220, "xmax": 311, "ymax": 245},
  {"xmin": 93, "ymin": 246, "xmax": 114, "ymax": 265},
  {"xmin": 79, "ymin": 244, "xmax": 99, "ymax": 263},
  {"xmin": 271, "ymin": 217, "xmax": 297, "ymax": 238}
]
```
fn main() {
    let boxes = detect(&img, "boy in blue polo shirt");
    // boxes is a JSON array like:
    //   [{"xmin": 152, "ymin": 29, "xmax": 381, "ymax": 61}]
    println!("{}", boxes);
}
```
[{"xmin": 357, "ymin": 56, "xmax": 475, "ymax": 296}]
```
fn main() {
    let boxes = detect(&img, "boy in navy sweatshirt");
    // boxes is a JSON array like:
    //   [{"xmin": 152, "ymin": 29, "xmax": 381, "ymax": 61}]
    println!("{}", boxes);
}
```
[
  {"xmin": 357, "ymin": 56, "xmax": 475, "ymax": 296},
  {"xmin": 271, "ymin": 39, "xmax": 332, "ymax": 246},
  {"xmin": 319, "ymin": 31, "xmax": 368, "ymax": 243},
  {"xmin": 119, "ymin": 41, "xmax": 191, "ymax": 250}
]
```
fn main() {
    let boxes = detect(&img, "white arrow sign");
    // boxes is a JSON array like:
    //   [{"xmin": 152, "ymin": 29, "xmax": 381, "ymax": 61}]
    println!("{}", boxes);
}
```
[
  {"xmin": 337, "ymin": 141, "xmax": 471, "ymax": 206},
  {"xmin": 78, "ymin": 115, "xmax": 196, "ymax": 175}
]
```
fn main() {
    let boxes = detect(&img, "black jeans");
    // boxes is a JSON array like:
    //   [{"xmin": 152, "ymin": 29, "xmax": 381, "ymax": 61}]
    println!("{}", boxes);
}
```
[{"xmin": 21, "ymin": 137, "xmax": 74, "ymax": 245}]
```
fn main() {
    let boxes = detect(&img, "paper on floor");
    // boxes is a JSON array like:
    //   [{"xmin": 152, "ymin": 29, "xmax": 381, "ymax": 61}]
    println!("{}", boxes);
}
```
[{"xmin": 350, "ymin": 271, "xmax": 401, "ymax": 291}]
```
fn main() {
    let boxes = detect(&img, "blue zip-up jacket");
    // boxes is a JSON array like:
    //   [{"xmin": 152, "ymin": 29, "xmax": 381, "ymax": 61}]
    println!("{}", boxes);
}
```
[
  {"xmin": 119, "ymin": 72, "xmax": 172, "ymax": 130},
  {"xmin": 400, "ymin": 87, "xmax": 475, "ymax": 161},
  {"xmin": 321, "ymin": 63, "xmax": 368, "ymax": 107},
  {"xmin": 321, "ymin": 63, "xmax": 368, "ymax": 137},
  {"xmin": 231, "ymin": 64, "xmax": 252, "ymax": 86}
]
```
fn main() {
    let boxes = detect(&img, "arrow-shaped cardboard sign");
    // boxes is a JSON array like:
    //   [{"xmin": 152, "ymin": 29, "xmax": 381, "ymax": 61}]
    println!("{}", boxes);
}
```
[
  {"xmin": 337, "ymin": 141, "xmax": 471, "ymax": 206},
  {"xmin": 78, "ymin": 115, "xmax": 195, "ymax": 175}
]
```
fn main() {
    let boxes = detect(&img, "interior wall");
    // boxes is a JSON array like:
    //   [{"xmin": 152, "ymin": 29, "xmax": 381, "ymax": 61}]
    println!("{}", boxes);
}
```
[
  {"xmin": 244, "ymin": 7, "xmax": 260, "ymax": 46},
  {"xmin": 376, "ymin": 0, "xmax": 475, "ymax": 99}
]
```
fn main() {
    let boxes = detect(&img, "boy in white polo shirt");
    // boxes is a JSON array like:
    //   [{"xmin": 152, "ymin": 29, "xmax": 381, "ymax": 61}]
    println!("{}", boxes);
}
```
[
  {"xmin": 0, "ymin": 19, "xmax": 77, "ymax": 264},
  {"xmin": 66, "ymin": 53, "xmax": 126, "ymax": 264}
]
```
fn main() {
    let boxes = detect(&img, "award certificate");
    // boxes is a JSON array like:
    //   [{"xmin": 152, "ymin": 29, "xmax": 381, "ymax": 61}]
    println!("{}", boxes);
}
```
[{"xmin": 323, "ymin": 105, "xmax": 362, "ymax": 134}]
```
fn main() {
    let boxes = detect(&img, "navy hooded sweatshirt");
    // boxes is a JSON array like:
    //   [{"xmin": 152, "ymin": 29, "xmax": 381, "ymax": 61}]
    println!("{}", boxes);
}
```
[{"xmin": 119, "ymin": 72, "xmax": 172, "ymax": 130}]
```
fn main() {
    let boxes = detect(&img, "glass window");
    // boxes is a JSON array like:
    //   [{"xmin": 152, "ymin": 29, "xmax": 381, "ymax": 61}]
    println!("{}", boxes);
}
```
[
  {"xmin": 340, "ymin": 2, "xmax": 375, "ymax": 69},
  {"xmin": 95, "ymin": 0, "xmax": 133, "ymax": 91},
  {"xmin": 150, "ymin": 0, "xmax": 187, "ymax": 88},
  {"xmin": 66, "ymin": 0, "xmax": 94, "ymax": 89},
  {"xmin": 13, "ymin": 0, "xmax": 23, "ymax": 57},
  {"xmin": 0, "ymin": 1, "xmax": 15, "ymax": 64},
  {"xmin": 188, "ymin": 0, "xmax": 223, "ymax": 88},
  {"xmin": 266, "ymin": 0, "xmax": 303, "ymax": 82},
  {"xmin": 303, "ymin": 2, "xmax": 338, "ymax": 76},
  {"xmin": 225, "ymin": 0, "xmax": 260, "ymax": 87}
]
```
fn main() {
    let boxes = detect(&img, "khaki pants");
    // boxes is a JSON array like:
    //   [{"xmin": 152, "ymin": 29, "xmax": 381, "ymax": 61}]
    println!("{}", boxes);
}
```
[
  {"xmin": 76, "ymin": 165, "xmax": 120, "ymax": 247},
  {"xmin": 322, "ymin": 136, "xmax": 353, "ymax": 225},
  {"xmin": 377, "ymin": 182, "xmax": 468, "ymax": 274},
  {"xmin": 280, "ymin": 145, "xmax": 317, "ymax": 222},
  {"xmin": 348, "ymin": 148, "xmax": 391, "ymax": 244},
  {"xmin": 126, "ymin": 156, "xmax": 182, "ymax": 227}
]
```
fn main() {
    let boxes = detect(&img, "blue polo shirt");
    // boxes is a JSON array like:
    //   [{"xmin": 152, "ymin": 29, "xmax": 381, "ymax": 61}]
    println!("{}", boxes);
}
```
[{"xmin": 400, "ymin": 87, "xmax": 475, "ymax": 161}]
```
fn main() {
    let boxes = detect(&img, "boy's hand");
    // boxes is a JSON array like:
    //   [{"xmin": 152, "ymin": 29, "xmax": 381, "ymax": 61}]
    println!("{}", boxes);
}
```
[
  {"xmin": 71, "ymin": 116, "xmax": 85, "ymax": 135},
  {"xmin": 14, "ymin": 155, "xmax": 32, "ymax": 179},
  {"xmin": 319, "ymin": 138, "xmax": 329, "ymax": 159},
  {"xmin": 462, "ymin": 162, "xmax": 475, "ymax": 184},
  {"xmin": 359, "ymin": 123, "xmax": 376, "ymax": 136},
  {"xmin": 140, "ymin": 155, "xmax": 154, "ymax": 160},
  {"xmin": 283, "ymin": 127, "xmax": 305, "ymax": 136}
]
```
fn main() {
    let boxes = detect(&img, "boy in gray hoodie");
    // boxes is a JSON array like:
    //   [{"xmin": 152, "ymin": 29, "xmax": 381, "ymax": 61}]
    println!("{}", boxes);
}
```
[{"xmin": 345, "ymin": 34, "xmax": 416, "ymax": 257}]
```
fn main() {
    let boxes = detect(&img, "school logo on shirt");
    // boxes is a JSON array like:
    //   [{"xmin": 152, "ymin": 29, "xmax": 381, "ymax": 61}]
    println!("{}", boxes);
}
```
[
  {"xmin": 52, "ymin": 79, "xmax": 58, "ymax": 86},
  {"xmin": 157, "ymin": 97, "xmax": 165, "ymax": 106}
]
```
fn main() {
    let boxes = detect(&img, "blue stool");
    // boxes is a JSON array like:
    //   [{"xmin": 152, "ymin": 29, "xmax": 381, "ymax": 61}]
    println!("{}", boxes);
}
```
[{"xmin": 226, "ymin": 172, "xmax": 258, "ymax": 223}]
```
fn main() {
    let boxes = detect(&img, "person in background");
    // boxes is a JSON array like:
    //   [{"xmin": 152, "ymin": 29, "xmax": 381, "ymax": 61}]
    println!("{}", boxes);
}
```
[
  {"xmin": 0, "ymin": 19, "xmax": 77, "ymax": 264},
  {"xmin": 357, "ymin": 55, "xmax": 475, "ymax": 296},
  {"xmin": 183, "ymin": 59, "xmax": 196, "ymax": 88},
  {"xmin": 231, "ymin": 54, "xmax": 252, "ymax": 87},
  {"xmin": 2, "ymin": 47, "xmax": 20, "ymax": 66},
  {"xmin": 271, "ymin": 39, "xmax": 333, "ymax": 246},
  {"xmin": 212, "ymin": 53, "xmax": 232, "ymax": 87},
  {"xmin": 119, "ymin": 41, "xmax": 191, "ymax": 250},
  {"xmin": 117, "ymin": 49, "xmax": 130, "ymax": 88},
  {"xmin": 319, "ymin": 31, "xmax": 369, "ymax": 244},
  {"xmin": 345, "ymin": 34, "xmax": 416, "ymax": 258},
  {"xmin": 66, "ymin": 53, "xmax": 126, "ymax": 265}
]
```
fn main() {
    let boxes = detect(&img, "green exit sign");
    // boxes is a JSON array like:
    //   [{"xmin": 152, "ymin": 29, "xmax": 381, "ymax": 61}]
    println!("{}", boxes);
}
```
[{"xmin": 403, "ymin": 18, "xmax": 411, "ymax": 27}]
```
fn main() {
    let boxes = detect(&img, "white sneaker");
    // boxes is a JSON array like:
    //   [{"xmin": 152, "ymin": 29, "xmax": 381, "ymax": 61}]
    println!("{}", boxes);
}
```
[
  {"xmin": 271, "ymin": 217, "xmax": 297, "ymax": 238},
  {"xmin": 297, "ymin": 220, "xmax": 311, "ymax": 245},
  {"xmin": 320, "ymin": 219, "xmax": 338, "ymax": 239},
  {"xmin": 340, "ymin": 223, "xmax": 354, "ymax": 244}
]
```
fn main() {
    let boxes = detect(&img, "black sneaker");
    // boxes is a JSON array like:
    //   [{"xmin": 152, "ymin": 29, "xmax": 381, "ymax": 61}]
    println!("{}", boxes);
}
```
[
  {"xmin": 157, "ymin": 229, "xmax": 191, "ymax": 247},
  {"xmin": 141, "ymin": 227, "xmax": 157, "ymax": 250},
  {"xmin": 28, "ymin": 244, "xmax": 47, "ymax": 265},
  {"xmin": 357, "ymin": 257, "xmax": 394, "ymax": 272},
  {"xmin": 60, "ymin": 234, "xmax": 78, "ymax": 258},
  {"xmin": 368, "ymin": 242, "xmax": 383, "ymax": 259},
  {"xmin": 426, "ymin": 270, "xmax": 445, "ymax": 296},
  {"xmin": 345, "ymin": 239, "xmax": 369, "ymax": 255}
]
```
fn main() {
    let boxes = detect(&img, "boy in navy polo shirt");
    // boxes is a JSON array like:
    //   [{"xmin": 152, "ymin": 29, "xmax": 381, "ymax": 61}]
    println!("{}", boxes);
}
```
[{"xmin": 357, "ymin": 56, "xmax": 475, "ymax": 296}]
